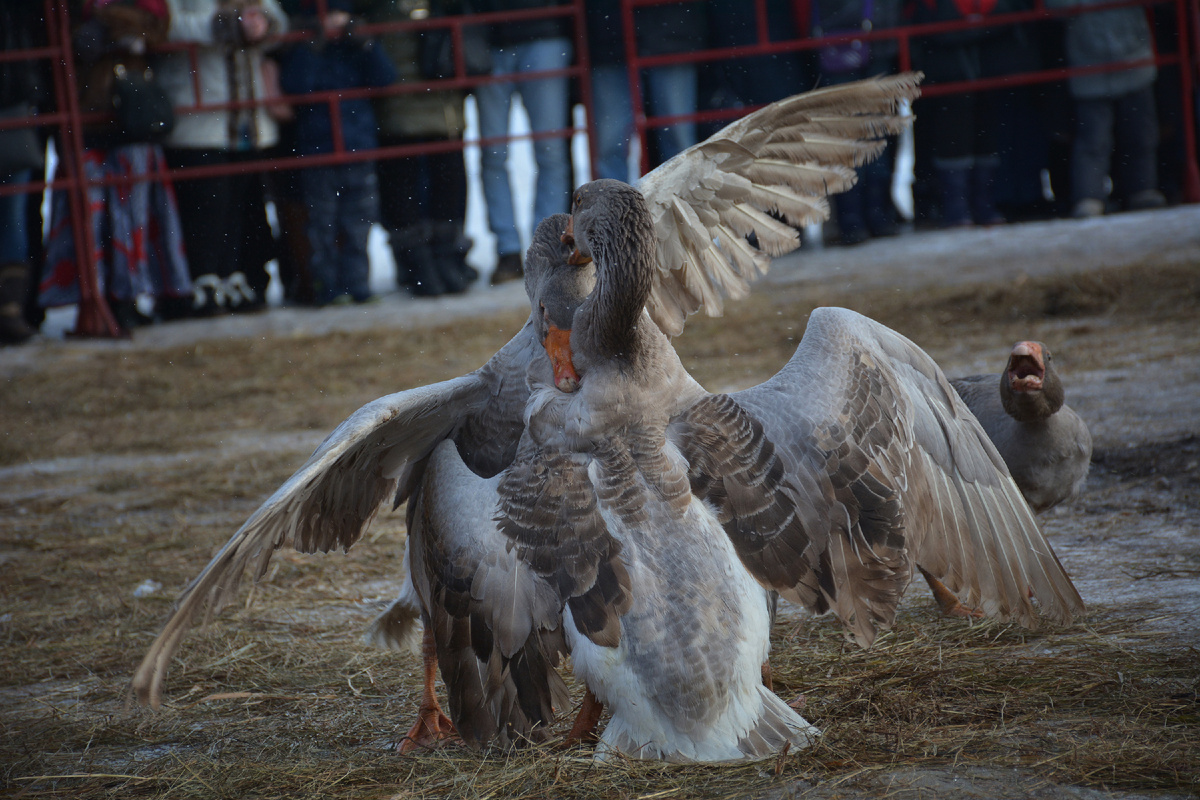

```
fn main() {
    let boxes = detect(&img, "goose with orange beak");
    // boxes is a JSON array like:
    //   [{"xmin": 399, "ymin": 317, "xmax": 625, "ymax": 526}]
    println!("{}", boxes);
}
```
[{"xmin": 952, "ymin": 341, "xmax": 1092, "ymax": 514}]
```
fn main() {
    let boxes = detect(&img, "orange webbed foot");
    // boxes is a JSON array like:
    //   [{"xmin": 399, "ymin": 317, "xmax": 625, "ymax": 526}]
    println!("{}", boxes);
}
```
[
  {"xmin": 398, "ymin": 706, "xmax": 458, "ymax": 754},
  {"xmin": 919, "ymin": 566, "xmax": 985, "ymax": 620},
  {"xmin": 562, "ymin": 688, "xmax": 603, "ymax": 747}
]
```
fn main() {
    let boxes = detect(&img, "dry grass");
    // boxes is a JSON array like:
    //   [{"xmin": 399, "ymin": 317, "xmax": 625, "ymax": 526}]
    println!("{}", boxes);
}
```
[{"xmin": 2, "ymin": 260, "xmax": 1199, "ymax": 798}]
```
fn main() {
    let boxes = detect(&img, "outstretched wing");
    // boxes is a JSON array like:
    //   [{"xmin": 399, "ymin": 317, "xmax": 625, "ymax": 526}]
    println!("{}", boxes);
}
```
[
  {"xmin": 672, "ymin": 307, "xmax": 1084, "ymax": 648},
  {"xmin": 412, "ymin": 440, "xmax": 570, "ymax": 748},
  {"xmin": 132, "ymin": 328, "xmax": 541, "ymax": 708},
  {"xmin": 638, "ymin": 73, "xmax": 923, "ymax": 336}
]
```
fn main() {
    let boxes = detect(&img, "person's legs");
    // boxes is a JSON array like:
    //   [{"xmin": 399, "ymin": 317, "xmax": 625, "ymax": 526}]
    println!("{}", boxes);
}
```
[
  {"xmin": 376, "ymin": 145, "xmax": 423, "ymax": 289},
  {"xmin": 426, "ymin": 148, "xmax": 468, "ymax": 226},
  {"xmin": 0, "ymin": 170, "xmax": 35, "ymax": 343},
  {"xmin": 926, "ymin": 94, "xmax": 976, "ymax": 226},
  {"xmin": 163, "ymin": 148, "xmax": 238, "ymax": 315},
  {"xmin": 515, "ymin": 37, "xmax": 572, "ymax": 226},
  {"xmin": 645, "ymin": 63, "xmax": 698, "ymax": 164},
  {"xmin": 1071, "ymin": 95, "xmax": 1114, "ymax": 213},
  {"xmin": 591, "ymin": 63, "xmax": 635, "ymax": 182},
  {"xmin": 425, "ymin": 148, "xmax": 476, "ymax": 292},
  {"xmin": 476, "ymin": 47, "xmax": 521, "ymax": 258},
  {"xmin": 230, "ymin": 156, "xmax": 275, "ymax": 308},
  {"xmin": 1111, "ymin": 84, "xmax": 1163, "ymax": 206},
  {"xmin": 335, "ymin": 161, "xmax": 379, "ymax": 302},
  {"xmin": 301, "ymin": 165, "xmax": 340, "ymax": 305}
]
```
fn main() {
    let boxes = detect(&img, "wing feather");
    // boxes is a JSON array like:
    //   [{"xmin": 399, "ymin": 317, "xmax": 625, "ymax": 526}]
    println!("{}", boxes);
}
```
[
  {"xmin": 638, "ymin": 74, "xmax": 923, "ymax": 336},
  {"xmin": 132, "ymin": 329, "xmax": 543, "ymax": 709},
  {"xmin": 717, "ymin": 307, "xmax": 1083, "ymax": 648},
  {"xmin": 416, "ymin": 440, "xmax": 569, "ymax": 748}
]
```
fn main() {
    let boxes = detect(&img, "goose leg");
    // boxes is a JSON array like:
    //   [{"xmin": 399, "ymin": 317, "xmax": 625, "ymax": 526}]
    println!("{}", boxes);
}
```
[
  {"xmin": 761, "ymin": 659, "xmax": 773, "ymax": 691},
  {"xmin": 919, "ymin": 566, "xmax": 984, "ymax": 619},
  {"xmin": 398, "ymin": 626, "xmax": 457, "ymax": 753},
  {"xmin": 565, "ymin": 688, "xmax": 604, "ymax": 745}
]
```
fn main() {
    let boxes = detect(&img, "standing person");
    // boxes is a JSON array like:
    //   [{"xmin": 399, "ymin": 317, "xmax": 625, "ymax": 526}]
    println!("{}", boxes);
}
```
[
  {"xmin": 908, "ymin": 0, "xmax": 1012, "ymax": 228},
  {"xmin": 39, "ymin": 0, "xmax": 193, "ymax": 331},
  {"xmin": 158, "ymin": 0, "xmax": 287, "ymax": 317},
  {"xmin": 811, "ymin": 0, "xmax": 902, "ymax": 243},
  {"xmin": 1046, "ymin": 0, "xmax": 1165, "ymax": 217},
  {"xmin": 474, "ymin": 0, "xmax": 572, "ymax": 285},
  {"xmin": 366, "ymin": 0, "xmax": 477, "ymax": 298},
  {"xmin": 279, "ymin": 0, "xmax": 395, "ymax": 306},
  {"xmin": 0, "ymin": 1, "xmax": 47, "ymax": 344},
  {"xmin": 586, "ymin": 0, "xmax": 706, "ymax": 182}
]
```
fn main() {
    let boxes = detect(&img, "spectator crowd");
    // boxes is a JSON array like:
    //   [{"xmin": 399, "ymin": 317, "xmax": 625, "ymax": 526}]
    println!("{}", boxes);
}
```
[{"xmin": 0, "ymin": 0, "xmax": 1188, "ymax": 345}]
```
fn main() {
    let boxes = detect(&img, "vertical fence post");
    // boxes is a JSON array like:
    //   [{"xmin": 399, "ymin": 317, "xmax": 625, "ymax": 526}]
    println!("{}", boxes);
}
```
[
  {"xmin": 571, "ymin": 0, "xmax": 598, "ymax": 181},
  {"xmin": 50, "ymin": 0, "xmax": 122, "ymax": 337}
]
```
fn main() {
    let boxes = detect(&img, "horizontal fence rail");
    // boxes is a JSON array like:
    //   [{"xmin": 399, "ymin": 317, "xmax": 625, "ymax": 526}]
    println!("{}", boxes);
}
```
[{"xmin": 3, "ymin": 0, "xmax": 1196, "ymax": 336}]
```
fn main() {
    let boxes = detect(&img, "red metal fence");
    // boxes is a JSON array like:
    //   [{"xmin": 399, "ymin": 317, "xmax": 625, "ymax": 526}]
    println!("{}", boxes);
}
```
[{"xmin": 3, "ymin": 0, "xmax": 1197, "ymax": 338}]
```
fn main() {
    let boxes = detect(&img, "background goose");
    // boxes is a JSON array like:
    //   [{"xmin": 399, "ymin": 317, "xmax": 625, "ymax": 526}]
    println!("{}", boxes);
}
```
[
  {"xmin": 132, "ymin": 75, "xmax": 930, "ymax": 754},
  {"xmin": 526, "ymin": 179, "xmax": 1085, "ymax": 759},
  {"xmin": 911, "ymin": 342, "xmax": 1092, "ymax": 618},
  {"xmin": 951, "ymin": 341, "xmax": 1093, "ymax": 513}
]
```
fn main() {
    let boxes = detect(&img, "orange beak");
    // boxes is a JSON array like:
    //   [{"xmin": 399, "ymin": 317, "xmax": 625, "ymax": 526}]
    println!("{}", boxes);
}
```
[
  {"xmin": 561, "ymin": 216, "xmax": 592, "ymax": 266},
  {"xmin": 543, "ymin": 324, "xmax": 580, "ymax": 393}
]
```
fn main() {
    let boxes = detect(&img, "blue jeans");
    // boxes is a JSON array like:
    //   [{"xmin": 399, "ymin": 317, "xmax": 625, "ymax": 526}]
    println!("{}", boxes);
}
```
[
  {"xmin": 590, "ymin": 63, "xmax": 697, "ymax": 182},
  {"xmin": 301, "ymin": 161, "xmax": 379, "ymax": 304},
  {"xmin": 0, "ymin": 170, "xmax": 32, "ymax": 264},
  {"xmin": 476, "ymin": 37, "xmax": 572, "ymax": 257}
]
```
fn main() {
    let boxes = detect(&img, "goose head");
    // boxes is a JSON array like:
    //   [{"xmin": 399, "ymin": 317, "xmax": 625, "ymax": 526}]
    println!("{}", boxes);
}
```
[
  {"xmin": 999, "ymin": 341, "xmax": 1066, "ymax": 422},
  {"xmin": 559, "ymin": 180, "xmax": 657, "ymax": 372},
  {"xmin": 525, "ymin": 213, "xmax": 596, "ymax": 393}
]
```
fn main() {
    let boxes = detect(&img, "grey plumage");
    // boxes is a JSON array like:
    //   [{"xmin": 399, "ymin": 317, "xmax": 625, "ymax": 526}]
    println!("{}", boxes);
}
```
[{"xmin": 951, "ymin": 341, "xmax": 1093, "ymax": 513}]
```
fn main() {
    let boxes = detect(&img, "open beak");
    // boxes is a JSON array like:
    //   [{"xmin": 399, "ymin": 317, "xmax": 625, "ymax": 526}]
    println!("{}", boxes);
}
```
[
  {"xmin": 1006, "ymin": 341, "xmax": 1045, "ymax": 392},
  {"xmin": 543, "ymin": 324, "xmax": 580, "ymax": 393},
  {"xmin": 561, "ymin": 216, "xmax": 592, "ymax": 266}
]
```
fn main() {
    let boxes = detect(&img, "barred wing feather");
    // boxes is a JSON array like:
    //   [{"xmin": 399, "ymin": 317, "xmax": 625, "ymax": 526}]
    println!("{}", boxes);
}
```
[
  {"xmin": 638, "ymin": 74, "xmax": 923, "ymax": 336},
  {"xmin": 131, "ymin": 372, "xmax": 494, "ymax": 708}
]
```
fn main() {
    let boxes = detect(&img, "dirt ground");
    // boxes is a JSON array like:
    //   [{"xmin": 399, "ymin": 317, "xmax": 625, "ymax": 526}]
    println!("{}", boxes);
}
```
[{"xmin": 1, "ymin": 206, "xmax": 1198, "ymax": 799}]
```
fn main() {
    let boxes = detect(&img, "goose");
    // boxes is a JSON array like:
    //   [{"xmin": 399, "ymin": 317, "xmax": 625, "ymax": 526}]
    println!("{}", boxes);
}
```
[
  {"xmin": 526, "ymin": 179, "xmax": 1085, "ymax": 758},
  {"xmin": 131, "ymin": 75, "xmax": 963, "ymax": 754},
  {"xmin": 132, "ymin": 214, "xmax": 594, "ymax": 752},
  {"xmin": 951, "ymin": 341, "xmax": 1092, "ymax": 514}
]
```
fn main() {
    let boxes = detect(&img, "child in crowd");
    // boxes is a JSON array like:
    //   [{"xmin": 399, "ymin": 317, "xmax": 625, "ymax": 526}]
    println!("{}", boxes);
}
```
[{"xmin": 280, "ymin": 0, "xmax": 395, "ymax": 306}]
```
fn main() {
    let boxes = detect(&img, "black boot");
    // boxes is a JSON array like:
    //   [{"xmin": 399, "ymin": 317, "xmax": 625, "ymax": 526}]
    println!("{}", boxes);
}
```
[
  {"xmin": 431, "ymin": 222, "xmax": 477, "ymax": 294},
  {"xmin": 936, "ymin": 165, "xmax": 973, "ymax": 228},
  {"xmin": 0, "ymin": 263, "xmax": 36, "ymax": 345},
  {"xmin": 393, "ymin": 222, "xmax": 446, "ymax": 298},
  {"xmin": 862, "ymin": 164, "xmax": 898, "ymax": 237},
  {"xmin": 387, "ymin": 226, "xmax": 413, "ymax": 291},
  {"xmin": 971, "ymin": 159, "xmax": 1004, "ymax": 226},
  {"xmin": 833, "ymin": 186, "xmax": 869, "ymax": 245}
]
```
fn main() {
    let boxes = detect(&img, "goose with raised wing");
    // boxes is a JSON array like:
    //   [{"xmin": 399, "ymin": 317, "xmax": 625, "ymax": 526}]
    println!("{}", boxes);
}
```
[
  {"xmin": 132, "ymin": 75, "xmax": 976, "ymax": 757},
  {"xmin": 516, "ymin": 177, "xmax": 1085, "ymax": 759}
]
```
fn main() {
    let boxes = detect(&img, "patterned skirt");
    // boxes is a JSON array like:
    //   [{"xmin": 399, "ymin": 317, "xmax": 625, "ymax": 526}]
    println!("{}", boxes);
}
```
[{"xmin": 40, "ymin": 143, "xmax": 191, "ymax": 307}]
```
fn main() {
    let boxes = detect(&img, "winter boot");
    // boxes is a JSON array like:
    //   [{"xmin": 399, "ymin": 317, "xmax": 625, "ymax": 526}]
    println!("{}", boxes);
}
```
[
  {"xmin": 833, "ymin": 185, "xmax": 869, "ymax": 245},
  {"xmin": 935, "ymin": 165, "xmax": 973, "ymax": 228},
  {"xmin": 0, "ymin": 263, "xmax": 36, "ymax": 345},
  {"xmin": 393, "ymin": 222, "xmax": 446, "ymax": 297},
  {"xmin": 862, "ymin": 160, "xmax": 898, "ymax": 237},
  {"xmin": 431, "ymin": 221, "xmax": 477, "ymax": 294},
  {"xmin": 970, "ymin": 159, "xmax": 1005, "ymax": 226}
]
